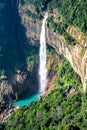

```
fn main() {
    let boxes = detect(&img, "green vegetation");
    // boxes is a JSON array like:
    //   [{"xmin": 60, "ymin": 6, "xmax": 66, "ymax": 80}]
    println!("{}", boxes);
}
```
[
  {"xmin": 0, "ymin": 0, "xmax": 39, "ymax": 77},
  {"xmin": 23, "ymin": 0, "xmax": 87, "ymax": 45},
  {"xmin": 3, "ymin": 59, "xmax": 87, "ymax": 130},
  {"xmin": 57, "ymin": 59, "xmax": 82, "ymax": 90},
  {"xmin": 47, "ymin": 45, "xmax": 57, "ymax": 57},
  {"xmin": 47, "ymin": 0, "xmax": 87, "ymax": 33},
  {"xmin": 23, "ymin": 44, "xmax": 39, "ymax": 70},
  {"xmin": 0, "ymin": 70, "xmax": 5, "ymax": 76},
  {"xmin": 0, "ymin": 1, "xmax": 87, "ymax": 130},
  {"xmin": 25, "ymin": 10, "xmax": 43, "ymax": 21},
  {"xmin": 80, "ymin": 47, "xmax": 86, "ymax": 57},
  {"xmin": 24, "ymin": 0, "xmax": 51, "ymax": 12},
  {"xmin": 47, "ymin": 16, "xmax": 77, "ymax": 45}
]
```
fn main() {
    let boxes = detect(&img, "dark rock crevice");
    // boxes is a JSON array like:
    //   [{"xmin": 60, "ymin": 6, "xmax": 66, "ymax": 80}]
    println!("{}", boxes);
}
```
[
  {"xmin": 0, "ymin": 0, "xmax": 39, "ymax": 104},
  {"xmin": 20, "ymin": 5, "xmax": 87, "ymax": 92}
]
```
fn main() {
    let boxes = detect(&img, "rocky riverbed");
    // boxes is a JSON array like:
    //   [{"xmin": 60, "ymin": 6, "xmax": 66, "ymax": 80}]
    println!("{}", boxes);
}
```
[{"xmin": 0, "ymin": 104, "xmax": 20, "ymax": 122}]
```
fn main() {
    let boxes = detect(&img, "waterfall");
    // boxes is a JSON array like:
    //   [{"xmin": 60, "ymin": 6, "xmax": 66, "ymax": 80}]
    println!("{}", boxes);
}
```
[{"xmin": 39, "ymin": 14, "xmax": 48, "ymax": 95}]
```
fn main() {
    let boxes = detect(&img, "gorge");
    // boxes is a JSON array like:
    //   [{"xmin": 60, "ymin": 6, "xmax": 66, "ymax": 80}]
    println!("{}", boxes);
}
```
[
  {"xmin": 0, "ymin": 0, "xmax": 87, "ymax": 106},
  {"xmin": 20, "ymin": 6, "xmax": 87, "ymax": 93},
  {"xmin": 13, "ymin": 14, "xmax": 48, "ymax": 106},
  {"xmin": 0, "ymin": 0, "xmax": 87, "ymax": 129}
]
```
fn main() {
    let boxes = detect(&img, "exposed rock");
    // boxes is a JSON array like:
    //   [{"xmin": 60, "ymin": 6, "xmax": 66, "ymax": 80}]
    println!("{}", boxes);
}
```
[
  {"xmin": 0, "ymin": 1, "xmax": 87, "ymax": 107},
  {"xmin": 0, "ymin": 104, "xmax": 20, "ymax": 122},
  {"xmin": 0, "ymin": 1, "xmax": 39, "ymax": 105},
  {"xmin": 0, "ymin": 67, "xmax": 39, "ymax": 104},
  {"xmin": 67, "ymin": 26, "xmax": 87, "ymax": 47},
  {"xmin": 20, "ymin": 6, "xmax": 87, "ymax": 92},
  {"xmin": 21, "ymin": 14, "xmax": 41, "ymax": 45},
  {"xmin": 65, "ymin": 86, "xmax": 80, "ymax": 97}
]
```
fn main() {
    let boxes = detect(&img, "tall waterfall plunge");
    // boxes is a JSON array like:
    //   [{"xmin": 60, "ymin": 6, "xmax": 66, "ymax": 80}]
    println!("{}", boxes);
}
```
[{"xmin": 39, "ymin": 14, "xmax": 48, "ymax": 95}]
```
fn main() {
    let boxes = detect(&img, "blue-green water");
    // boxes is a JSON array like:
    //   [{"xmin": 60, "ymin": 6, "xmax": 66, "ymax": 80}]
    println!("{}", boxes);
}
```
[{"xmin": 13, "ymin": 93, "xmax": 39, "ymax": 107}]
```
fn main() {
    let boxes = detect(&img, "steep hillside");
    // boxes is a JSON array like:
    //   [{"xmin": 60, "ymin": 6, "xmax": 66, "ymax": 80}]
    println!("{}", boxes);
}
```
[
  {"xmin": 0, "ymin": 0, "xmax": 87, "ymax": 105},
  {"xmin": 2, "ymin": 59, "xmax": 87, "ymax": 130},
  {"xmin": 0, "ymin": 0, "xmax": 59, "ymax": 106},
  {"xmin": 0, "ymin": 0, "xmax": 39, "ymax": 105},
  {"xmin": 0, "ymin": 0, "xmax": 87, "ymax": 130},
  {"xmin": 19, "ymin": 0, "xmax": 87, "ymax": 92}
]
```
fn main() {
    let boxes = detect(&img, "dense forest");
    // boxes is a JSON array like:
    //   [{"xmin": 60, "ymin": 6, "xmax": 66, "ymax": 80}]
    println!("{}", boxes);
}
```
[
  {"xmin": 0, "ymin": 0, "xmax": 87, "ymax": 130},
  {"xmin": 23, "ymin": 0, "xmax": 87, "ymax": 45},
  {"xmin": 1, "ymin": 59, "xmax": 87, "ymax": 130},
  {"xmin": 23, "ymin": 0, "xmax": 87, "ymax": 33}
]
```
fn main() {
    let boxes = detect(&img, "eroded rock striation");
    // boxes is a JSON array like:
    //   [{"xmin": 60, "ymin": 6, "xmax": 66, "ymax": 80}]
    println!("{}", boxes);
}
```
[
  {"xmin": 20, "ymin": 6, "xmax": 87, "ymax": 92},
  {"xmin": 0, "ymin": 1, "xmax": 39, "ymax": 104},
  {"xmin": 0, "ymin": 1, "xmax": 87, "ymax": 105}
]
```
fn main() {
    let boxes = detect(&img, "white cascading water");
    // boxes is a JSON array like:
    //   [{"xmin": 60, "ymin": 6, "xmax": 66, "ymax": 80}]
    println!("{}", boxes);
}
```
[{"xmin": 39, "ymin": 14, "xmax": 48, "ymax": 95}]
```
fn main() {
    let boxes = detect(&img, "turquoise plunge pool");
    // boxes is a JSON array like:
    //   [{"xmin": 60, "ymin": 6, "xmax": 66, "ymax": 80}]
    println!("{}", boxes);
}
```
[{"xmin": 13, "ymin": 93, "xmax": 39, "ymax": 107}]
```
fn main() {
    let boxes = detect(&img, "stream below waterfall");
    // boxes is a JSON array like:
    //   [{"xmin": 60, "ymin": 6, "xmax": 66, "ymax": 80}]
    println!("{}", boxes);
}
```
[
  {"xmin": 13, "ymin": 93, "xmax": 39, "ymax": 107},
  {"xmin": 13, "ymin": 14, "xmax": 48, "ymax": 107}
]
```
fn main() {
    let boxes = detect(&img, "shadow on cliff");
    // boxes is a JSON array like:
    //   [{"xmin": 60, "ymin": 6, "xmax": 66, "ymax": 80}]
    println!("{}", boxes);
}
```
[{"xmin": 0, "ymin": 0, "xmax": 39, "ymax": 101}]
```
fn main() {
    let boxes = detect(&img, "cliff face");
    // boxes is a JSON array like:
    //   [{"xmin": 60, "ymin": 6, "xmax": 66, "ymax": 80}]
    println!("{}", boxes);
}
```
[
  {"xmin": 0, "ymin": 1, "xmax": 39, "ymax": 104},
  {"xmin": 20, "ymin": 6, "xmax": 87, "ymax": 92},
  {"xmin": 0, "ymin": 1, "xmax": 87, "ymax": 105}
]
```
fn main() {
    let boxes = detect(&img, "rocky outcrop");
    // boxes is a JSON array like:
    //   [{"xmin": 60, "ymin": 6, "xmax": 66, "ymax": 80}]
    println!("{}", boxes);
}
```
[
  {"xmin": 47, "ymin": 28, "xmax": 87, "ymax": 92},
  {"xmin": 0, "ymin": 1, "xmax": 87, "ymax": 106},
  {"xmin": 0, "ymin": 67, "xmax": 39, "ymax": 103},
  {"xmin": 0, "ymin": 1, "xmax": 39, "ymax": 104},
  {"xmin": 67, "ymin": 26, "xmax": 87, "ymax": 47},
  {"xmin": 20, "ymin": 7, "xmax": 87, "ymax": 92}
]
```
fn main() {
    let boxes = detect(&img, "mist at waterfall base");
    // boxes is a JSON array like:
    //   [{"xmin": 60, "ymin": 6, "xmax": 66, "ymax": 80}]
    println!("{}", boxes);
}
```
[{"xmin": 13, "ymin": 16, "xmax": 47, "ymax": 107}]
